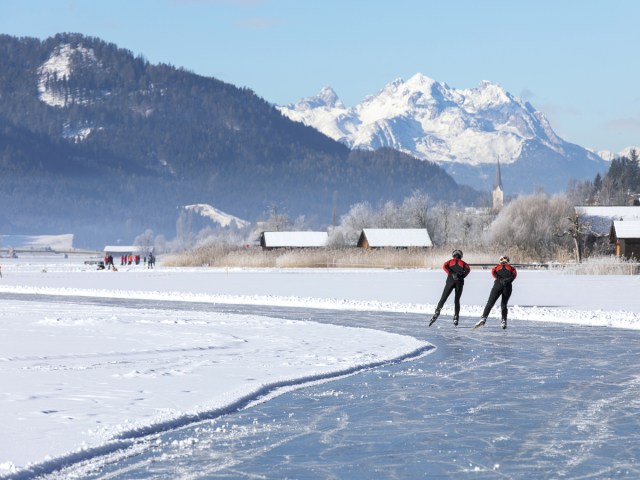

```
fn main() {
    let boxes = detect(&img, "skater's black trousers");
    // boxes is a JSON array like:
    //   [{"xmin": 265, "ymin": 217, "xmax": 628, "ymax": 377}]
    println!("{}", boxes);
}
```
[
  {"xmin": 481, "ymin": 282, "xmax": 512, "ymax": 319},
  {"xmin": 436, "ymin": 277, "xmax": 464, "ymax": 316}
]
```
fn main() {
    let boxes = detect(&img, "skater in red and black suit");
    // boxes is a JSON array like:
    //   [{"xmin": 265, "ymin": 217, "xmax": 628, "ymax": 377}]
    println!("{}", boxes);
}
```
[
  {"xmin": 475, "ymin": 255, "xmax": 517, "ymax": 330},
  {"xmin": 429, "ymin": 249, "xmax": 470, "ymax": 327}
]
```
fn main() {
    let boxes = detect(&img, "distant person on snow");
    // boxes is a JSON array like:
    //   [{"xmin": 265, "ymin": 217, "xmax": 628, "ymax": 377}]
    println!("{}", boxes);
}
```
[
  {"xmin": 429, "ymin": 249, "xmax": 471, "ymax": 327},
  {"xmin": 475, "ymin": 255, "xmax": 518, "ymax": 330}
]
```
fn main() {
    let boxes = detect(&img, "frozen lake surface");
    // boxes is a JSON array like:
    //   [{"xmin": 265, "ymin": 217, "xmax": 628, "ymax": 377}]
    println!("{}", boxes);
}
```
[
  {"xmin": 3, "ymin": 257, "xmax": 640, "ymax": 478},
  {"xmin": 35, "ymin": 299, "xmax": 640, "ymax": 479}
]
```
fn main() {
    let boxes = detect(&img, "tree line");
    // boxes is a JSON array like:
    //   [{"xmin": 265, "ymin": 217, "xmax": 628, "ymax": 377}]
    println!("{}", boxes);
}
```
[
  {"xmin": 180, "ymin": 146, "xmax": 640, "ymax": 262},
  {"xmin": 172, "ymin": 190, "xmax": 585, "ymax": 262},
  {"xmin": 569, "ymin": 149, "xmax": 640, "ymax": 206}
]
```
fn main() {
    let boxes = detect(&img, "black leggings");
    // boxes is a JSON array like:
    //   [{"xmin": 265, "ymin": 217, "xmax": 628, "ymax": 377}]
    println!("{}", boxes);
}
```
[
  {"xmin": 436, "ymin": 278, "xmax": 464, "ymax": 316},
  {"xmin": 482, "ymin": 282, "xmax": 512, "ymax": 319}
]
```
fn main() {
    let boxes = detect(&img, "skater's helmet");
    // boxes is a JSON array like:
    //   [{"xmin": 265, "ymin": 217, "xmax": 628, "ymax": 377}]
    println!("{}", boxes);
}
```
[
  {"xmin": 499, "ymin": 255, "xmax": 510, "ymax": 264},
  {"xmin": 452, "ymin": 249, "xmax": 463, "ymax": 259}
]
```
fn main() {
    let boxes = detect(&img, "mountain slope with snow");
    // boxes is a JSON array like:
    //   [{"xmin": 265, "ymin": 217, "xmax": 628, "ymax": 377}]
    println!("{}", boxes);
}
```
[
  {"xmin": 184, "ymin": 204, "xmax": 250, "ymax": 228},
  {"xmin": 278, "ymin": 74, "xmax": 608, "ymax": 192},
  {"xmin": 0, "ymin": 35, "xmax": 481, "ymax": 248},
  {"xmin": 592, "ymin": 146, "xmax": 640, "ymax": 162}
]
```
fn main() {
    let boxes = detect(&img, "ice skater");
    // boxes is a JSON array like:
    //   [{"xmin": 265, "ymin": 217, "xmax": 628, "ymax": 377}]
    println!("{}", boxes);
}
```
[
  {"xmin": 475, "ymin": 255, "xmax": 518, "ymax": 330},
  {"xmin": 429, "ymin": 249, "xmax": 471, "ymax": 327}
]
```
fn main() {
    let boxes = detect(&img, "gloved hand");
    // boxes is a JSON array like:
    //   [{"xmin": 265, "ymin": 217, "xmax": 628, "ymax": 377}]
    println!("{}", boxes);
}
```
[
  {"xmin": 452, "ymin": 273, "xmax": 459, "ymax": 281},
  {"xmin": 501, "ymin": 278, "xmax": 510, "ymax": 287}
]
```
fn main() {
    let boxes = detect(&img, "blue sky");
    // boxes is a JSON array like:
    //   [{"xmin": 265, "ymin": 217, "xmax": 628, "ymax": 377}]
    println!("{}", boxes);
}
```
[{"xmin": 2, "ymin": 0, "xmax": 639, "ymax": 153}]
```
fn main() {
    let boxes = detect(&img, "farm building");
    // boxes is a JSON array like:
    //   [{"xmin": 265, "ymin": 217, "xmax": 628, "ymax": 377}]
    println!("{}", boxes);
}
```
[
  {"xmin": 609, "ymin": 221, "xmax": 640, "ymax": 259},
  {"xmin": 259, "ymin": 231, "xmax": 328, "ymax": 250},
  {"xmin": 357, "ymin": 228, "xmax": 433, "ymax": 249}
]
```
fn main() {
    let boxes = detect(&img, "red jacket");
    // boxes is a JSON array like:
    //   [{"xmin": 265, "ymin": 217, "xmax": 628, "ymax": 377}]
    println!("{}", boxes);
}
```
[
  {"xmin": 442, "ymin": 258, "xmax": 470, "ymax": 279},
  {"xmin": 491, "ymin": 263, "xmax": 517, "ymax": 283}
]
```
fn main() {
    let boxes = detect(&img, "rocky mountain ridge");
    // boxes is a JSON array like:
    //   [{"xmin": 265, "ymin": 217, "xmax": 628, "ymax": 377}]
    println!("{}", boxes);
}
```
[{"xmin": 278, "ymin": 74, "xmax": 609, "ymax": 192}]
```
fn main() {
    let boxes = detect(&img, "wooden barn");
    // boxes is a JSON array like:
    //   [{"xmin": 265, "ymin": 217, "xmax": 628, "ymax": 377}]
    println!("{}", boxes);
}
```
[
  {"xmin": 610, "ymin": 221, "xmax": 640, "ymax": 259},
  {"xmin": 357, "ymin": 228, "xmax": 433, "ymax": 249},
  {"xmin": 259, "ymin": 231, "xmax": 328, "ymax": 250}
]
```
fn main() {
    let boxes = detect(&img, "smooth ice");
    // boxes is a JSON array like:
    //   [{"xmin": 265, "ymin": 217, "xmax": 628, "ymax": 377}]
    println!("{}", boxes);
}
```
[{"xmin": 51, "ymin": 303, "xmax": 640, "ymax": 479}]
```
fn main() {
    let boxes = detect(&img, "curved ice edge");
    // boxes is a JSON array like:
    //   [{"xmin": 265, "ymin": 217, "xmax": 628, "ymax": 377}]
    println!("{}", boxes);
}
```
[
  {"xmin": 2, "ymin": 343, "xmax": 434, "ymax": 480},
  {"xmin": 1, "ymin": 285, "xmax": 640, "ymax": 330}
]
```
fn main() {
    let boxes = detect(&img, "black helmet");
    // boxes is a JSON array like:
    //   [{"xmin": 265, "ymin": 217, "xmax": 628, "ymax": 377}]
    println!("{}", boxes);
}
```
[{"xmin": 452, "ymin": 249, "xmax": 463, "ymax": 259}]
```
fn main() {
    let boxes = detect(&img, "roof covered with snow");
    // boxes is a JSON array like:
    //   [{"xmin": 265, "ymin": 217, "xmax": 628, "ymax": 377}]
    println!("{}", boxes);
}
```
[
  {"xmin": 611, "ymin": 221, "xmax": 640, "ymax": 239},
  {"xmin": 575, "ymin": 206, "xmax": 640, "ymax": 219},
  {"xmin": 261, "ymin": 231, "xmax": 328, "ymax": 248},
  {"xmin": 358, "ymin": 228, "xmax": 432, "ymax": 248}
]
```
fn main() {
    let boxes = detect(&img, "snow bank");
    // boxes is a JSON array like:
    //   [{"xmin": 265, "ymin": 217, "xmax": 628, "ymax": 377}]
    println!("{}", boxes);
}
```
[
  {"xmin": 0, "ymin": 297, "xmax": 429, "ymax": 475},
  {"xmin": 1, "ymin": 282, "xmax": 639, "ymax": 331}
]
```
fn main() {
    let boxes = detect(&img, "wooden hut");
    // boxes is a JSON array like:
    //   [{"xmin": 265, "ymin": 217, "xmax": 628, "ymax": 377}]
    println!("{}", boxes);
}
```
[
  {"xmin": 610, "ymin": 221, "xmax": 640, "ymax": 259},
  {"xmin": 357, "ymin": 228, "xmax": 433, "ymax": 249},
  {"xmin": 259, "ymin": 231, "xmax": 328, "ymax": 250}
]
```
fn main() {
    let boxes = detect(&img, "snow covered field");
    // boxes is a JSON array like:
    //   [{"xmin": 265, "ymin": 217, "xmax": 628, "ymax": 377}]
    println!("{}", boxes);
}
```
[{"xmin": 1, "ymin": 254, "xmax": 640, "ymax": 477}]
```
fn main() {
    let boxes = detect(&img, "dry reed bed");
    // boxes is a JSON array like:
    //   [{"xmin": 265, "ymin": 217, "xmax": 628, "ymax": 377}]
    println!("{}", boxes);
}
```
[{"xmin": 163, "ymin": 245, "xmax": 640, "ymax": 274}]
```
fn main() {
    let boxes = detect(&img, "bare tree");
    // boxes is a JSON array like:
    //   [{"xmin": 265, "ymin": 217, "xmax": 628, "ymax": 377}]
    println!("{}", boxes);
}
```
[
  {"xmin": 134, "ymin": 229, "xmax": 155, "ymax": 257},
  {"xmin": 559, "ymin": 212, "xmax": 588, "ymax": 262},
  {"xmin": 175, "ymin": 210, "xmax": 193, "ymax": 251},
  {"xmin": 261, "ymin": 204, "xmax": 292, "ymax": 232},
  {"xmin": 556, "ymin": 212, "xmax": 607, "ymax": 263},
  {"xmin": 378, "ymin": 201, "xmax": 402, "ymax": 228},
  {"xmin": 401, "ymin": 191, "xmax": 430, "ymax": 228},
  {"xmin": 488, "ymin": 193, "xmax": 574, "ymax": 260},
  {"xmin": 329, "ymin": 202, "xmax": 376, "ymax": 246},
  {"xmin": 429, "ymin": 203, "xmax": 454, "ymax": 246}
]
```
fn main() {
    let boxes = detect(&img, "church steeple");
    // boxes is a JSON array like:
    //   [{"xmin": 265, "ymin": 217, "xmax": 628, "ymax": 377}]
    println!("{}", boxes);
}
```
[
  {"xmin": 494, "ymin": 157, "xmax": 502, "ymax": 190},
  {"xmin": 492, "ymin": 158, "xmax": 504, "ymax": 211}
]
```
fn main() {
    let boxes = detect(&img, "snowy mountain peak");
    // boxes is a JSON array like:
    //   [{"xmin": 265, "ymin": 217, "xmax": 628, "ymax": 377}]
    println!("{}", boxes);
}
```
[
  {"xmin": 277, "ymin": 72, "xmax": 606, "ymax": 192},
  {"xmin": 278, "ymin": 73, "xmax": 593, "ymax": 167},
  {"xmin": 372, "ymin": 74, "xmax": 441, "ymax": 103},
  {"xmin": 592, "ymin": 146, "xmax": 640, "ymax": 162},
  {"xmin": 290, "ymin": 86, "xmax": 344, "ymax": 111},
  {"xmin": 317, "ymin": 86, "xmax": 343, "ymax": 108},
  {"xmin": 407, "ymin": 72, "xmax": 437, "ymax": 86},
  {"xmin": 463, "ymin": 80, "xmax": 512, "ymax": 109}
]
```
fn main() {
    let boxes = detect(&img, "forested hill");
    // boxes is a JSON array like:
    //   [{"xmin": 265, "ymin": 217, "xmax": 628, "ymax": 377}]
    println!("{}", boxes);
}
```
[{"xmin": 0, "ymin": 33, "xmax": 481, "ymax": 248}]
